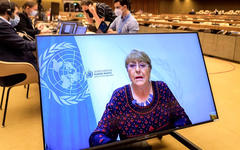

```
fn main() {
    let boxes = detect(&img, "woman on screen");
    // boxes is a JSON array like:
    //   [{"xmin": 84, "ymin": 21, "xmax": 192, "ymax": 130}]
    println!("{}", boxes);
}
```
[{"xmin": 89, "ymin": 50, "xmax": 192, "ymax": 147}]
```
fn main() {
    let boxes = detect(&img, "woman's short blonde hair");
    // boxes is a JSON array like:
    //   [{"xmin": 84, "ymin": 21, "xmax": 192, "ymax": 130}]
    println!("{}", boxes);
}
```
[{"xmin": 125, "ymin": 49, "xmax": 152, "ymax": 69}]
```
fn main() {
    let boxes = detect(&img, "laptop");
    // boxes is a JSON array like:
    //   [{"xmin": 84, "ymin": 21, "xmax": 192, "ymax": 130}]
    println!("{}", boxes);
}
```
[
  {"xmin": 96, "ymin": 21, "xmax": 109, "ymax": 33},
  {"xmin": 59, "ymin": 22, "xmax": 77, "ymax": 34},
  {"xmin": 75, "ymin": 25, "xmax": 87, "ymax": 34}
]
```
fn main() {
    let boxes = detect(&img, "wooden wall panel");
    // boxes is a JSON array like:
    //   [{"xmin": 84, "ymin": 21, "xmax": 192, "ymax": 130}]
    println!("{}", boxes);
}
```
[
  {"xmin": 98, "ymin": 0, "xmax": 113, "ymax": 8},
  {"xmin": 153, "ymin": 0, "xmax": 160, "ymax": 14},
  {"xmin": 234, "ymin": 37, "xmax": 240, "ymax": 62},
  {"xmin": 117, "ymin": 0, "xmax": 240, "ymax": 14},
  {"xmin": 143, "ymin": 0, "xmax": 148, "ymax": 13},
  {"xmin": 12, "ymin": 0, "xmax": 64, "ymax": 12},
  {"xmin": 132, "ymin": 0, "xmax": 144, "ymax": 13},
  {"xmin": 11, "ymin": 0, "xmax": 240, "ymax": 15}
]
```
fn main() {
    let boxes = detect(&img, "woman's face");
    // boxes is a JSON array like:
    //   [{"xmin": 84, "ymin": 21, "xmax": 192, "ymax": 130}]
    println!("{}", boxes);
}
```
[{"xmin": 127, "ymin": 60, "xmax": 151, "ymax": 87}]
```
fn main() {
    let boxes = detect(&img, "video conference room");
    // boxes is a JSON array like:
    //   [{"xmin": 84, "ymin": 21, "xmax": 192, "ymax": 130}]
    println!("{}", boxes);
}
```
[{"xmin": 0, "ymin": 0, "xmax": 239, "ymax": 150}]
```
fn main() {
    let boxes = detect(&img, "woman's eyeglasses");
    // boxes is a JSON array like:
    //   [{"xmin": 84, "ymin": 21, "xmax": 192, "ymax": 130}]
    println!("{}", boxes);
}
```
[{"xmin": 127, "ymin": 62, "xmax": 148, "ymax": 69}]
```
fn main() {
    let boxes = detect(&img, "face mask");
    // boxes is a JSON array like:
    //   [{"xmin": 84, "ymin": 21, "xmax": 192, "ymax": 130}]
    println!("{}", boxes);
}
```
[
  {"xmin": 85, "ymin": 9, "xmax": 93, "ymax": 18},
  {"xmin": 114, "ymin": 8, "xmax": 122, "ymax": 17},
  {"xmin": 9, "ymin": 15, "xmax": 20, "ymax": 27},
  {"xmin": 30, "ymin": 10, "xmax": 38, "ymax": 17}
]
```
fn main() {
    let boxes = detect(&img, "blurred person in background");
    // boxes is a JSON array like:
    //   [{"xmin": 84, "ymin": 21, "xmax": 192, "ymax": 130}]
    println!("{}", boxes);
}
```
[
  {"xmin": 15, "ymin": 1, "xmax": 43, "ymax": 39},
  {"xmin": 108, "ymin": 0, "xmax": 139, "ymax": 34},
  {"xmin": 0, "ymin": 1, "xmax": 37, "ymax": 69},
  {"xmin": 80, "ymin": 0, "xmax": 116, "ymax": 28}
]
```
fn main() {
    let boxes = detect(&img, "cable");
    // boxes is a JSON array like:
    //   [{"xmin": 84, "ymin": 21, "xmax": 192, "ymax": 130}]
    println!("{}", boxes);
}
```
[{"xmin": 208, "ymin": 62, "xmax": 236, "ymax": 75}]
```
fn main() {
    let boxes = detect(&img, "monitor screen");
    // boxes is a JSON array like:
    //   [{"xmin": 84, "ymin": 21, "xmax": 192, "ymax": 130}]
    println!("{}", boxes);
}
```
[
  {"xmin": 36, "ymin": 33, "xmax": 218, "ymax": 150},
  {"xmin": 75, "ymin": 26, "xmax": 87, "ymax": 34},
  {"xmin": 59, "ymin": 22, "xmax": 77, "ymax": 35}
]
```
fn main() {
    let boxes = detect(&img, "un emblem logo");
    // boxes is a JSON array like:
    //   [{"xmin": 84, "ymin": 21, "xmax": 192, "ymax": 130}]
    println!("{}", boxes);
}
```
[{"xmin": 39, "ymin": 42, "xmax": 90, "ymax": 105}]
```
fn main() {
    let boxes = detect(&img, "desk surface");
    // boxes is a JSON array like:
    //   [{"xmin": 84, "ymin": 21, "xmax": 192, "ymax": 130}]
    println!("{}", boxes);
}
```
[
  {"xmin": 135, "ymin": 13, "xmax": 240, "ymax": 32},
  {"xmin": 138, "ymin": 20, "xmax": 240, "ymax": 32}
]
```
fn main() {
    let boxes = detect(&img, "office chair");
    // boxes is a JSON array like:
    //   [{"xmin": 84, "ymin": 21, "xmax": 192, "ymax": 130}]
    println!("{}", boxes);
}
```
[{"xmin": 0, "ymin": 60, "xmax": 38, "ymax": 127}]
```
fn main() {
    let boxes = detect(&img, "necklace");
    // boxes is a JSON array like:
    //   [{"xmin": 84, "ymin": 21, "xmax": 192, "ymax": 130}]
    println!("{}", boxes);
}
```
[
  {"xmin": 131, "ymin": 81, "xmax": 153, "ymax": 106},
  {"xmin": 132, "ymin": 94, "xmax": 153, "ymax": 107}
]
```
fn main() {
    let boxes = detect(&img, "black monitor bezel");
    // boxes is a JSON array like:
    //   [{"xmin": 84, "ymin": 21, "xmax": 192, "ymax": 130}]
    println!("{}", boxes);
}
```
[
  {"xmin": 50, "ymin": 2, "xmax": 60, "ymax": 21},
  {"xmin": 36, "ymin": 32, "xmax": 219, "ymax": 150}
]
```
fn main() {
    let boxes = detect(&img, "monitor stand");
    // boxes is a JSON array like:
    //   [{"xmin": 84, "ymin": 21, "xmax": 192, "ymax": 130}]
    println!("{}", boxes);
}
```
[
  {"xmin": 99, "ymin": 131, "xmax": 202, "ymax": 150},
  {"xmin": 168, "ymin": 131, "xmax": 202, "ymax": 150}
]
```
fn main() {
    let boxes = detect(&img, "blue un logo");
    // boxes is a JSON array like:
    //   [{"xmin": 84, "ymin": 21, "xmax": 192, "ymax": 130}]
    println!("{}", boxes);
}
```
[{"xmin": 39, "ymin": 42, "xmax": 90, "ymax": 105}]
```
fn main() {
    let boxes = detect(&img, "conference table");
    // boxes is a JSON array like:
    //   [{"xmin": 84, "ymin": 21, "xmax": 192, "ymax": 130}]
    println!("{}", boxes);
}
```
[{"xmin": 137, "ymin": 20, "xmax": 240, "ymax": 32}]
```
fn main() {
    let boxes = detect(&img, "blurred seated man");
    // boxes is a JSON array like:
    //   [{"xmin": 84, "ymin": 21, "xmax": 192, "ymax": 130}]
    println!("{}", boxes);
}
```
[
  {"xmin": 214, "ymin": 9, "xmax": 219, "ymax": 15},
  {"xmin": 135, "ymin": 9, "xmax": 143, "ymax": 15},
  {"xmin": 189, "ymin": 9, "xmax": 196, "ymax": 15},
  {"xmin": 80, "ymin": 0, "xmax": 116, "ymax": 28},
  {"xmin": 15, "ymin": 1, "xmax": 43, "ymax": 39},
  {"xmin": 108, "ymin": 0, "xmax": 139, "ymax": 34},
  {"xmin": 0, "ymin": 1, "xmax": 37, "ymax": 69}
]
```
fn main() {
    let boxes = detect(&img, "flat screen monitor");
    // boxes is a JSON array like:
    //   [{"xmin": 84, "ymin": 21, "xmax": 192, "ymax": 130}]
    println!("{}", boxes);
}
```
[
  {"xmin": 50, "ymin": 2, "xmax": 59, "ymax": 21},
  {"xmin": 59, "ymin": 22, "xmax": 77, "ymax": 35},
  {"xmin": 36, "ymin": 33, "xmax": 218, "ymax": 150}
]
